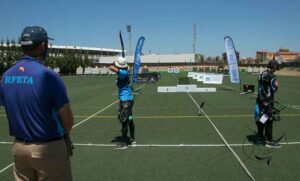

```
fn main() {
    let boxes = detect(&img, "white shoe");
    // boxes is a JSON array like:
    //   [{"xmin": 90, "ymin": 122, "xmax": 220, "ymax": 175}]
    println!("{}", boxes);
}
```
[
  {"xmin": 265, "ymin": 141, "xmax": 282, "ymax": 148},
  {"xmin": 130, "ymin": 138, "xmax": 136, "ymax": 146}
]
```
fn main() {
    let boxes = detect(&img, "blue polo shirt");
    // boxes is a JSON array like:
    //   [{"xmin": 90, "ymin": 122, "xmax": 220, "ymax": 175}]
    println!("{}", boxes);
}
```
[
  {"xmin": 117, "ymin": 69, "xmax": 133, "ymax": 101},
  {"xmin": 0, "ymin": 56, "xmax": 69, "ymax": 141}
]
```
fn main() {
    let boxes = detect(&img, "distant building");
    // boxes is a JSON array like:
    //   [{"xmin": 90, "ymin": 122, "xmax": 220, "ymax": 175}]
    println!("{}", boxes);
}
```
[
  {"xmin": 48, "ymin": 44, "xmax": 122, "ymax": 63},
  {"xmin": 276, "ymin": 48, "xmax": 299, "ymax": 61},
  {"xmin": 1, "ymin": 43, "xmax": 122, "ymax": 63},
  {"xmin": 98, "ymin": 54, "xmax": 195, "ymax": 64},
  {"xmin": 256, "ymin": 48, "xmax": 300, "ymax": 62},
  {"xmin": 256, "ymin": 51, "xmax": 274, "ymax": 61}
]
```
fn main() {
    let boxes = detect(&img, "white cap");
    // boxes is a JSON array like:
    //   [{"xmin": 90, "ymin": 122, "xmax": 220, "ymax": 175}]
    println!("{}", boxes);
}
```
[{"xmin": 114, "ymin": 57, "xmax": 128, "ymax": 68}]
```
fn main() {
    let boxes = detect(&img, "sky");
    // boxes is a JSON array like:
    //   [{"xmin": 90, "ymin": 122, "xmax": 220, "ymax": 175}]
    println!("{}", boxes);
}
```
[{"xmin": 0, "ymin": 0, "xmax": 299, "ymax": 57}]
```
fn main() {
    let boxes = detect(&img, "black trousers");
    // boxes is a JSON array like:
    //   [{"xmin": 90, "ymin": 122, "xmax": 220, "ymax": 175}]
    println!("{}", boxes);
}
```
[
  {"xmin": 256, "ymin": 119, "xmax": 273, "ymax": 141},
  {"xmin": 256, "ymin": 99, "xmax": 274, "ymax": 141},
  {"xmin": 118, "ymin": 100, "xmax": 135, "ymax": 142}
]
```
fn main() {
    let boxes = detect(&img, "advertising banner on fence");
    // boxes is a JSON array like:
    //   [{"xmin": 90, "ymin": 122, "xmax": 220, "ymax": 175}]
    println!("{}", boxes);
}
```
[{"xmin": 203, "ymin": 74, "xmax": 223, "ymax": 84}]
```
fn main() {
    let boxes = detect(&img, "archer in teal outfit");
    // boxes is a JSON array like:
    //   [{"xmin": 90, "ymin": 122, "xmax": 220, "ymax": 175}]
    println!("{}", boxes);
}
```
[{"xmin": 109, "ymin": 57, "xmax": 135, "ymax": 149}]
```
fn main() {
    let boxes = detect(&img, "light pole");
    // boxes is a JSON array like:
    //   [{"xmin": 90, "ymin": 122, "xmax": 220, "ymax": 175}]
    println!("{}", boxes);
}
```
[
  {"xmin": 193, "ymin": 23, "xmax": 197, "ymax": 55},
  {"xmin": 126, "ymin": 25, "xmax": 132, "ymax": 56}
]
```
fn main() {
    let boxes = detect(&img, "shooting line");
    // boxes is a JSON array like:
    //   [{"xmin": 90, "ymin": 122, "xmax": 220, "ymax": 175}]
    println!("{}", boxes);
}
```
[
  {"xmin": 2, "ymin": 141, "xmax": 300, "ymax": 147},
  {"xmin": 186, "ymin": 91, "xmax": 256, "ymax": 181},
  {"xmin": 72, "ymin": 100, "xmax": 119, "ymax": 128},
  {"xmin": 0, "ymin": 163, "xmax": 14, "ymax": 174},
  {"xmin": 0, "ymin": 108, "xmax": 5, "ymax": 113}
]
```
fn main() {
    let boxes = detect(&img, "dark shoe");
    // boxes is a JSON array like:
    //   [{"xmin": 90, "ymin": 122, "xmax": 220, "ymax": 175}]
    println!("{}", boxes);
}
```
[
  {"xmin": 114, "ymin": 142, "xmax": 127, "ymax": 150},
  {"xmin": 265, "ymin": 141, "xmax": 282, "ymax": 148}
]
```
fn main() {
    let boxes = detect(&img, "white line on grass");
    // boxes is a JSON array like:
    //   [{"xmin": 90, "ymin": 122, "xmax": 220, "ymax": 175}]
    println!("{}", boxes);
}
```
[
  {"xmin": 1, "ymin": 141, "xmax": 300, "ymax": 147},
  {"xmin": 0, "ymin": 108, "xmax": 5, "ymax": 113},
  {"xmin": 69, "ymin": 142, "xmax": 300, "ymax": 147},
  {"xmin": 73, "ymin": 84, "xmax": 145, "ymax": 129},
  {"xmin": 290, "ymin": 105, "xmax": 300, "ymax": 110},
  {"xmin": 0, "ymin": 163, "xmax": 14, "ymax": 174},
  {"xmin": 72, "ymin": 100, "xmax": 119, "ymax": 128},
  {"xmin": 187, "ymin": 91, "xmax": 256, "ymax": 181},
  {"xmin": 220, "ymin": 84, "xmax": 240, "ymax": 92}
]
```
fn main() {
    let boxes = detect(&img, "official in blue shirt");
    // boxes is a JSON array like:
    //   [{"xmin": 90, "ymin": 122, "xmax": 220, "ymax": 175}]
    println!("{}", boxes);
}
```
[
  {"xmin": 0, "ymin": 26, "xmax": 73, "ymax": 181},
  {"xmin": 109, "ymin": 57, "xmax": 136, "ymax": 149}
]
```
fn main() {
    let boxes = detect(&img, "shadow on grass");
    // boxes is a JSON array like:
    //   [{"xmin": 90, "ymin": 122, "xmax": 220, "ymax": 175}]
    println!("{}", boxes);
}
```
[
  {"xmin": 246, "ymin": 134, "xmax": 265, "ymax": 145},
  {"xmin": 111, "ymin": 136, "xmax": 131, "ymax": 145}
]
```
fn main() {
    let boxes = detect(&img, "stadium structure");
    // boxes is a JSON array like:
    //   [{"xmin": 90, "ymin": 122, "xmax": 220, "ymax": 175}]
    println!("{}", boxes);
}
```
[
  {"xmin": 49, "ymin": 45, "xmax": 196, "ymax": 65},
  {"xmin": 1, "ymin": 43, "xmax": 197, "ymax": 66}
]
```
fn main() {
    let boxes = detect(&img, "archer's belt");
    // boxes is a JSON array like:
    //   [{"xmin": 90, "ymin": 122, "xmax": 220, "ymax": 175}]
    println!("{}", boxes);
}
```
[{"xmin": 15, "ymin": 137, "xmax": 63, "ymax": 143}]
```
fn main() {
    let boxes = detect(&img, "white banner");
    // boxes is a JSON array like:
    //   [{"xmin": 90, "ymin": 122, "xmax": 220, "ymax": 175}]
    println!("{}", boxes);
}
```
[{"xmin": 224, "ymin": 36, "xmax": 240, "ymax": 84}]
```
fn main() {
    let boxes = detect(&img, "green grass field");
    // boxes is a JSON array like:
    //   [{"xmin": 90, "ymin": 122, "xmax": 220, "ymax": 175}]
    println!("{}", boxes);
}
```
[{"xmin": 1, "ymin": 72, "xmax": 300, "ymax": 181}]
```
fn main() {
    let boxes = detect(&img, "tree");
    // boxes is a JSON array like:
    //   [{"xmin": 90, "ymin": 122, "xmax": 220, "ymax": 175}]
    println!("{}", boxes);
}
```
[
  {"xmin": 0, "ymin": 41, "xmax": 94, "ymax": 75},
  {"xmin": 1, "ymin": 39, "xmax": 20, "ymax": 71},
  {"xmin": 0, "ymin": 43, "xmax": 5, "ymax": 74},
  {"xmin": 216, "ymin": 56, "xmax": 220, "ymax": 63},
  {"xmin": 195, "ymin": 54, "xmax": 204, "ymax": 63}
]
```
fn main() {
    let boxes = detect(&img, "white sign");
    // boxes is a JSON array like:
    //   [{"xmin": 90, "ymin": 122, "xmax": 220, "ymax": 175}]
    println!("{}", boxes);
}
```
[
  {"xmin": 76, "ymin": 67, "xmax": 83, "ymax": 75},
  {"xmin": 167, "ymin": 67, "xmax": 174, "ymax": 73},
  {"xmin": 100, "ymin": 68, "xmax": 108, "ymax": 75},
  {"xmin": 259, "ymin": 67, "xmax": 264, "ymax": 73},
  {"xmin": 247, "ymin": 67, "xmax": 253, "ymax": 73},
  {"xmin": 53, "ymin": 67, "xmax": 60, "ymax": 74},
  {"xmin": 168, "ymin": 67, "xmax": 180, "ymax": 73},
  {"xmin": 173, "ymin": 67, "xmax": 180, "ymax": 73},
  {"xmin": 259, "ymin": 114, "xmax": 268, "ymax": 124},
  {"xmin": 253, "ymin": 67, "xmax": 259, "ymax": 73},
  {"xmin": 203, "ymin": 74, "xmax": 223, "ymax": 84},
  {"xmin": 196, "ymin": 73, "xmax": 207, "ymax": 82},
  {"xmin": 187, "ymin": 72, "xmax": 196, "ymax": 77},
  {"xmin": 157, "ymin": 85, "xmax": 216, "ymax": 93},
  {"xmin": 157, "ymin": 86, "xmax": 177, "ymax": 92},
  {"xmin": 190, "ymin": 73, "xmax": 223, "ymax": 84},
  {"xmin": 92, "ymin": 67, "xmax": 100, "ymax": 75},
  {"xmin": 192, "ymin": 73, "xmax": 199, "ymax": 80},
  {"xmin": 176, "ymin": 84, "xmax": 197, "ymax": 92},
  {"xmin": 84, "ymin": 67, "xmax": 92, "ymax": 75}
]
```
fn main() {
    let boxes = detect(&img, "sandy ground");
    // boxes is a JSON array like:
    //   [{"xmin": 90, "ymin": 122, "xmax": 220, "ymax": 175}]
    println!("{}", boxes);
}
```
[{"xmin": 275, "ymin": 68, "xmax": 300, "ymax": 77}]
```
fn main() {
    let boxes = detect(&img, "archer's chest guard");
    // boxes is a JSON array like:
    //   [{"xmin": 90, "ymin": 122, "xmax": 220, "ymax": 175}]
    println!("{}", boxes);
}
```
[
  {"xmin": 117, "ymin": 75, "xmax": 130, "ymax": 88},
  {"xmin": 258, "ymin": 70, "xmax": 277, "ymax": 105}
]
